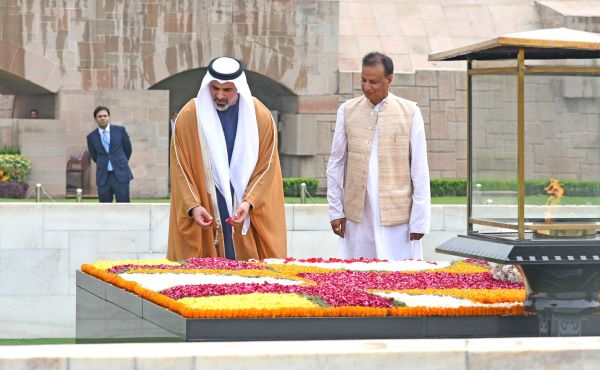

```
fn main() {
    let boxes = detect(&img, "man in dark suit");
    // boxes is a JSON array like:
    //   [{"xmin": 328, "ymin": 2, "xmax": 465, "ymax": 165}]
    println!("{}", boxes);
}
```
[{"xmin": 86, "ymin": 106, "xmax": 134, "ymax": 203}]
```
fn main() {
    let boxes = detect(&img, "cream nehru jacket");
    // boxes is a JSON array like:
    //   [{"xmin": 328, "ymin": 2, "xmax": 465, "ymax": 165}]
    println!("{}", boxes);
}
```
[{"xmin": 343, "ymin": 95, "xmax": 416, "ymax": 226}]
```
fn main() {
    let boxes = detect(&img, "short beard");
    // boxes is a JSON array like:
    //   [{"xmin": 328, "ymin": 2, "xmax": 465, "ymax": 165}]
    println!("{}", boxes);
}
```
[
  {"xmin": 213, "ymin": 94, "xmax": 238, "ymax": 112},
  {"xmin": 214, "ymin": 103, "xmax": 231, "ymax": 112}
]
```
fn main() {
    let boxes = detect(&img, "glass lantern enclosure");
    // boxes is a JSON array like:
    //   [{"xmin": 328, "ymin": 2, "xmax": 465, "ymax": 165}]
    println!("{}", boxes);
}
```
[
  {"xmin": 470, "ymin": 69, "xmax": 600, "ymax": 241},
  {"xmin": 430, "ymin": 29, "xmax": 600, "ymax": 243}
]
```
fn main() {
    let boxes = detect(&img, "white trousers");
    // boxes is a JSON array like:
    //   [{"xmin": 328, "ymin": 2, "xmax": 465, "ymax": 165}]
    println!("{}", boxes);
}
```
[{"xmin": 339, "ymin": 192, "xmax": 423, "ymax": 260}]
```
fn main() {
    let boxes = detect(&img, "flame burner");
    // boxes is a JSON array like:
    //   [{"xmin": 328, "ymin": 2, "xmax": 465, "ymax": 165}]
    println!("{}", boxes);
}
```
[
  {"xmin": 534, "ymin": 229, "xmax": 597, "ymax": 239},
  {"xmin": 533, "ymin": 219, "xmax": 600, "ymax": 239},
  {"xmin": 437, "ymin": 235, "xmax": 600, "ymax": 336}
]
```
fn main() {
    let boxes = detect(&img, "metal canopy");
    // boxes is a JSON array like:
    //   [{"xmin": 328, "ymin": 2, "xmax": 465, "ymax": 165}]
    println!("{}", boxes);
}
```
[{"xmin": 429, "ymin": 28, "xmax": 600, "ymax": 61}]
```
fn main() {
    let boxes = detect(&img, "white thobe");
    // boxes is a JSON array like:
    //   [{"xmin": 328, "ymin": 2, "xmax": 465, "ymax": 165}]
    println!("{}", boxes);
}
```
[{"xmin": 327, "ymin": 94, "xmax": 431, "ymax": 260}]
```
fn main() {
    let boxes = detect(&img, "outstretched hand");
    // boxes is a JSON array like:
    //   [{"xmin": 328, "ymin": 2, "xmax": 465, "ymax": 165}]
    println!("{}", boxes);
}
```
[
  {"xmin": 330, "ymin": 218, "xmax": 346, "ymax": 238},
  {"xmin": 191, "ymin": 206, "xmax": 213, "ymax": 229},
  {"xmin": 229, "ymin": 201, "xmax": 251, "ymax": 225}
]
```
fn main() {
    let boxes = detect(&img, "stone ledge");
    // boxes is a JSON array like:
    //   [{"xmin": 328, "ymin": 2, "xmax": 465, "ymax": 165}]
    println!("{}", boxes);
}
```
[{"xmin": 2, "ymin": 337, "xmax": 600, "ymax": 369}]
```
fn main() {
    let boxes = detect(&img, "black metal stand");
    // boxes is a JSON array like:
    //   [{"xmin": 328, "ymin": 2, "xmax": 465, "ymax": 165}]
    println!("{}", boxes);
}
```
[{"xmin": 437, "ymin": 234, "xmax": 600, "ymax": 337}]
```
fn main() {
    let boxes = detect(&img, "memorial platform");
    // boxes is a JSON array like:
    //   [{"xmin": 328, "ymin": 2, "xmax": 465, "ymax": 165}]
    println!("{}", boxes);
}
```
[{"xmin": 76, "ymin": 270, "xmax": 600, "ymax": 342}]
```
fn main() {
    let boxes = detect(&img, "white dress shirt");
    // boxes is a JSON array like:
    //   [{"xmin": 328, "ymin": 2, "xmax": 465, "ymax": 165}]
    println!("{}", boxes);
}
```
[{"xmin": 97, "ymin": 123, "xmax": 111, "ymax": 138}]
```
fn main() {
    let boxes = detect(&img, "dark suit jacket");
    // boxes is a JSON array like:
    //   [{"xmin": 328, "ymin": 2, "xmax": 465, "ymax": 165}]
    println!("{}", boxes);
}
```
[{"xmin": 86, "ymin": 124, "xmax": 134, "ymax": 186}]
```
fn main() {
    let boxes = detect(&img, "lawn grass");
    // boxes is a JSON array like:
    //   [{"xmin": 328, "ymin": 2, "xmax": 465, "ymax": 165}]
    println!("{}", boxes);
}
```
[
  {"xmin": 0, "ymin": 338, "xmax": 75, "ymax": 345},
  {"xmin": 284, "ymin": 196, "xmax": 328, "ymax": 204}
]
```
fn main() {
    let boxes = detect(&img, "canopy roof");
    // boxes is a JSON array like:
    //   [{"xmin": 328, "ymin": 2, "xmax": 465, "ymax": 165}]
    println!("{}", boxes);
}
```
[{"xmin": 429, "ymin": 28, "xmax": 600, "ymax": 61}]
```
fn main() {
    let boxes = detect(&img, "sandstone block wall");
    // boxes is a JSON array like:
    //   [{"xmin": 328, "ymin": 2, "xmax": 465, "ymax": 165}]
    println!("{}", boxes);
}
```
[{"xmin": 472, "ymin": 74, "xmax": 600, "ymax": 181}]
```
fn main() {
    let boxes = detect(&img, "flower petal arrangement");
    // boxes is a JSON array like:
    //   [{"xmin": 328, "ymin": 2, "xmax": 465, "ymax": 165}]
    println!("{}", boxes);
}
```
[{"xmin": 81, "ymin": 257, "xmax": 527, "ymax": 319}]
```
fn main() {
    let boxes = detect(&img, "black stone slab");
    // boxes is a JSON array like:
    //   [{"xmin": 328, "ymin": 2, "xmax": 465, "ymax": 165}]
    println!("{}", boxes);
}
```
[
  {"xmin": 424, "ymin": 316, "xmax": 538, "ymax": 338},
  {"xmin": 76, "ymin": 270, "xmax": 107, "ymax": 299},
  {"xmin": 76, "ymin": 286, "xmax": 183, "ymax": 343},
  {"xmin": 185, "ymin": 316, "xmax": 429, "ymax": 341},
  {"xmin": 106, "ymin": 281, "xmax": 143, "ymax": 317},
  {"xmin": 143, "ymin": 299, "xmax": 187, "ymax": 337}
]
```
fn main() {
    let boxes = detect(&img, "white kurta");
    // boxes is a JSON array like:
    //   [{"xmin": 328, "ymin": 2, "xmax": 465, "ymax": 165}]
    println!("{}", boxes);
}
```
[{"xmin": 327, "ymin": 94, "xmax": 431, "ymax": 260}]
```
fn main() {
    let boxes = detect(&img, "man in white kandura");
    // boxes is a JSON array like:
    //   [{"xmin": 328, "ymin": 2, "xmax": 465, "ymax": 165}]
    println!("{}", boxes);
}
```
[{"xmin": 327, "ymin": 52, "xmax": 431, "ymax": 260}]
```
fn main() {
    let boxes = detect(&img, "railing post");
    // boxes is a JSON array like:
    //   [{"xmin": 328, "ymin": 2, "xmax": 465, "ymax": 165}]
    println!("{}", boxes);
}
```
[
  {"xmin": 35, "ymin": 183, "xmax": 42, "ymax": 203},
  {"xmin": 300, "ymin": 182, "xmax": 306, "ymax": 204},
  {"xmin": 475, "ymin": 183, "xmax": 482, "ymax": 204}
]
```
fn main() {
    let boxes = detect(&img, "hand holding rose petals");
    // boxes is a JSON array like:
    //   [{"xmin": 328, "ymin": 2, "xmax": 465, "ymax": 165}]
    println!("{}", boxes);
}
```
[
  {"xmin": 230, "ymin": 201, "xmax": 251, "ymax": 225},
  {"xmin": 191, "ymin": 206, "xmax": 213, "ymax": 229}
]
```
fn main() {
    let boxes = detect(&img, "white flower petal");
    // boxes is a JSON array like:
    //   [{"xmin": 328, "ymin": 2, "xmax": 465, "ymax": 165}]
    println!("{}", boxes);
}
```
[
  {"xmin": 373, "ymin": 292, "xmax": 520, "ymax": 308},
  {"xmin": 261, "ymin": 259, "xmax": 451, "ymax": 272},
  {"xmin": 123, "ymin": 273, "xmax": 300, "ymax": 292}
]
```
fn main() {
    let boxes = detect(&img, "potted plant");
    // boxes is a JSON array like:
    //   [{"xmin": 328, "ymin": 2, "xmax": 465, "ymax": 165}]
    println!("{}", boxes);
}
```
[{"xmin": 0, "ymin": 148, "xmax": 32, "ymax": 198}]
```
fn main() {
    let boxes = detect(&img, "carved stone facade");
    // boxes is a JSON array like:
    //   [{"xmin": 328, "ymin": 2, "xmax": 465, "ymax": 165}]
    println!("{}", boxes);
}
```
[{"xmin": 0, "ymin": 1, "xmax": 598, "ymax": 196}]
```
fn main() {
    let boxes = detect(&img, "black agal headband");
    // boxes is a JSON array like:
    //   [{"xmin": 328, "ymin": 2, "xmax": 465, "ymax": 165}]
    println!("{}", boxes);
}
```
[{"xmin": 207, "ymin": 57, "xmax": 244, "ymax": 80}]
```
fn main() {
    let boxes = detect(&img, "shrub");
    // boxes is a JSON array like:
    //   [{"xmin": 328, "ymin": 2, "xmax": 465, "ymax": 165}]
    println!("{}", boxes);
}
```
[
  {"xmin": 0, "ymin": 146, "xmax": 20, "ymax": 155},
  {"xmin": 0, "ymin": 154, "xmax": 32, "ymax": 183},
  {"xmin": 0, "ymin": 182, "xmax": 29, "ymax": 198},
  {"xmin": 430, "ymin": 178, "xmax": 467, "ymax": 196},
  {"xmin": 279, "ymin": 178, "xmax": 599, "ymax": 198},
  {"xmin": 283, "ymin": 177, "xmax": 319, "ymax": 197},
  {"xmin": 432, "ymin": 179, "xmax": 600, "ymax": 197}
]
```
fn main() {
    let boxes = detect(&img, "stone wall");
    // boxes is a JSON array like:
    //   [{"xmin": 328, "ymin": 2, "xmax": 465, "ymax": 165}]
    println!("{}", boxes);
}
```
[
  {"xmin": 0, "ymin": 1, "xmax": 339, "ymax": 194},
  {"xmin": 339, "ymin": 0, "xmax": 542, "ymax": 72},
  {"xmin": 0, "ymin": 118, "xmax": 16, "ymax": 146},
  {"xmin": 0, "ymin": 95, "xmax": 14, "ymax": 119},
  {"xmin": 0, "ymin": 118, "xmax": 66, "ymax": 196},
  {"xmin": 0, "ymin": 0, "xmax": 338, "ymax": 95},
  {"xmin": 472, "ymin": 74, "xmax": 600, "ymax": 181},
  {"xmin": 5, "ymin": 337, "xmax": 600, "ymax": 369},
  {"xmin": 536, "ymin": 0, "xmax": 600, "ymax": 32},
  {"xmin": 18, "ymin": 119, "xmax": 67, "ymax": 196},
  {"xmin": 2, "ymin": 1, "xmax": 599, "ymax": 194}
]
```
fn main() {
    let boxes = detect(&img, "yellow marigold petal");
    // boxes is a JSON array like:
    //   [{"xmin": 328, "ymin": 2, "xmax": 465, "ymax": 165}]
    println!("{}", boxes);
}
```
[
  {"xmin": 91, "ymin": 259, "xmax": 180, "ymax": 271},
  {"xmin": 434, "ymin": 261, "xmax": 490, "ymax": 274},
  {"xmin": 179, "ymin": 293, "xmax": 318, "ymax": 311}
]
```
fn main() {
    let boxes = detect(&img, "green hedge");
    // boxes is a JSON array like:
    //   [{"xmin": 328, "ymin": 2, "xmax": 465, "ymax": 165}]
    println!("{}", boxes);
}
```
[
  {"xmin": 431, "ymin": 178, "xmax": 600, "ymax": 197},
  {"xmin": 0, "ymin": 154, "xmax": 32, "ymax": 183},
  {"xmin": 0, "ymin": 146, "xmax": 20, "ymax": 155},
  {"xmin": 430, "ymin": 179, "xmax": 467, "ymax": 196},
  {"xmin": 281, "ymin": 178, "xmax": 599, "ymax": 197},
  {"xmin": 283, "ymin": 178, "xmax": 319, "ymax": 197}
]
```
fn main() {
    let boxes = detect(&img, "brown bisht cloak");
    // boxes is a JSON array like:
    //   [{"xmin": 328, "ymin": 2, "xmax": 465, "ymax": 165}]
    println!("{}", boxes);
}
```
[{"xmin": 167, "ymin": 98, "xmax": 287, "ymax": 261}]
